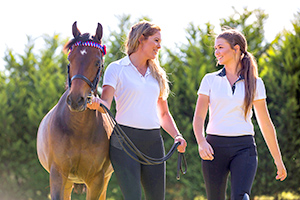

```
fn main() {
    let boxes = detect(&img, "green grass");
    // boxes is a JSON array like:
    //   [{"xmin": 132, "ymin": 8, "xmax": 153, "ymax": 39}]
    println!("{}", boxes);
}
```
[
  {"xmin": 193, "ymin": 192, "xmax": 300, "ymax": 200},
  {"xmin": 45, "ymin": 191, "xmax": 300, "ymax": 200}
]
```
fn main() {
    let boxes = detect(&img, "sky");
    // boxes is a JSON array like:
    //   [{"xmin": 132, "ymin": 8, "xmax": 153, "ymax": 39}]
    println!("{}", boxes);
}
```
[{"xmin": 0, "ymin": 0, "xmax": 299, "ymax": 69}]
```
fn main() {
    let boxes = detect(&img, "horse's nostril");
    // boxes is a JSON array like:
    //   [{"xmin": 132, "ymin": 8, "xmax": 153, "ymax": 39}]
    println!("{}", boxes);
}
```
[
  {"xmin": 67, "ymin": 93, "xmax": 86, "ymax": 111},
  {"xmin": 78, "ymin": 96, "xmax": 85, "ymax": 107},
  {"xmin": 66, "ymin": 95, "xmax": 72, "ymax": 106}
]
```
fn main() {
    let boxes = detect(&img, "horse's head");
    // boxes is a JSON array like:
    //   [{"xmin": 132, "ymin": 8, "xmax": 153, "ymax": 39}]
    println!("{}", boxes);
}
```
[{"xmin": 64, "ymin": 21, "xmax": 106, "ymax": 112}]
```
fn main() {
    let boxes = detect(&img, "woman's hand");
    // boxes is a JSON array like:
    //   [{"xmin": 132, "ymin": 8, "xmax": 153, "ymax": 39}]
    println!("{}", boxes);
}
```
[
  {"xmin": 198, "ymin": 140, "xmax": 214, "ymax": 160},
  {"xmin": 174, "ymin": 135, "xmax": 187, "ymax": 153},
  {"xmin": 275, "ymin": 160, "xmax": 287, "ymax": 181},
  {"xmin": 87, "ymin": 96, "xmax": 105, "ymax": 113}
]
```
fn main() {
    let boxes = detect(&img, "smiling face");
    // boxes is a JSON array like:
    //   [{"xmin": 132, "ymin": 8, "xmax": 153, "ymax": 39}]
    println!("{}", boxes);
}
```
[
  {"xmin": 214, "ymin": 38, "xmax": 236, "ymax": 66},
  {"xmin": 140, "ymin": 31, "xmax": 161, "ymax": 60}
]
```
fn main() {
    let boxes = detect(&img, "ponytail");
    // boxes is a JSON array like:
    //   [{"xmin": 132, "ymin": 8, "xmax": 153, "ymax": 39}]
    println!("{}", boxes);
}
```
[
  {"xmin": 217, "ymin": 29, "xmax": 258, "ymax": 119},
  {"xmin": 240, "ymin": 51, "xmax": 258, "ymax": 119}
]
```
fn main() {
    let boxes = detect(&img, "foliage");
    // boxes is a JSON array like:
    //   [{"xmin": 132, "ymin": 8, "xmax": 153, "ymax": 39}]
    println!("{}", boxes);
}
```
[
  {"xmin": 0, "ymin": 8, "xmax": 299, "ymax": 200},
  {"xmin": 0, "ymin": 34, "xmax": 67, "ymax": 200},
  {"xmin": 162, "ymin": 21, "xmax": 217, "ymax": 199},
  {"xmin": 253, "ymin": 11, "xmax": 300, "ymax": 196}
]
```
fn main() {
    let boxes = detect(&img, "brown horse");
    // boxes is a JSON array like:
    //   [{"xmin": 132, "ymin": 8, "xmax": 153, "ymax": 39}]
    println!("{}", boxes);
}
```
[{"xmin": 37, "ymin": 21, "xmax": 113, "ymax": 200}]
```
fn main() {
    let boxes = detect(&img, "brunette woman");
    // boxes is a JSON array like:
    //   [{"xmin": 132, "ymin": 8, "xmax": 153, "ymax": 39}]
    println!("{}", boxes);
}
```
[{"xmin": 193, "ymin": 29, "xmax": 287, "ymax": 200}]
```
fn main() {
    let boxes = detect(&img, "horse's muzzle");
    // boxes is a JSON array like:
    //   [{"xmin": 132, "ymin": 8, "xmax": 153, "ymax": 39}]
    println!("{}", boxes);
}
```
[{"xmin": 66, "ymin": 94, "xmax": 87, "ymax": 112}]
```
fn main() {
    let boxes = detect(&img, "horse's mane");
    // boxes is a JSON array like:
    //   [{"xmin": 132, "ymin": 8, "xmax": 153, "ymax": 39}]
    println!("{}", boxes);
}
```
[{"xmin": 63, "ymin": 33, "xmax": 100, "ymax": 52}]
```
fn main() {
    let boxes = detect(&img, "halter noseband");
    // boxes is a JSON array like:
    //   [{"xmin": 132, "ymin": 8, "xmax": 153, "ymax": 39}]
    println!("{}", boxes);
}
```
[{"xmin": 67, "ymin": 41, "xmax": 106, "ymax": 92}]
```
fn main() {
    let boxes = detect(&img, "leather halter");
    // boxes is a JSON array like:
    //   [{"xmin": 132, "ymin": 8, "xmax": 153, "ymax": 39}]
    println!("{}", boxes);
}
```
[
  {"xmin": 67, "ymin": 40, "xmax": 105, "ymax": 93},
  {"xmin": 67, "ymin": 63, "xmax": 102, "ymax": 92}
]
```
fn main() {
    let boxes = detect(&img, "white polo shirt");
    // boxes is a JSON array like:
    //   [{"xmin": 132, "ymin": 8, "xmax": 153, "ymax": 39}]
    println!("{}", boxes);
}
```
[
  {"xmin": 198, "ymin": 68, "xmax": 266, "ymax": 136},
  {"xmin": 103, "ymin": 56, "xmax": 161, "ymax": 129}
]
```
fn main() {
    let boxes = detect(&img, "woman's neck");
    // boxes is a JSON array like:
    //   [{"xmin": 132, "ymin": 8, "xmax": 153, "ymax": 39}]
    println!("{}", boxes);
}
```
[
  {"xmin": 224, "ymin": 62, "xmax": 241, "ymax": 76},
  {"xmin": 129, "ymin": 53, "xmax": 148, "ymax": 70}
]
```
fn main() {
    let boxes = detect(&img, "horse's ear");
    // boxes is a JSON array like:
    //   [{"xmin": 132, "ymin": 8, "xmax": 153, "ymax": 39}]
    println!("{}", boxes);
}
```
[
  {"xmin": 72, "ymin": 21, "xmax": 81, "ymax": 38},
  {"xmin": 94, "ymin": 23, "xmax": 103, "ymax": 42}
]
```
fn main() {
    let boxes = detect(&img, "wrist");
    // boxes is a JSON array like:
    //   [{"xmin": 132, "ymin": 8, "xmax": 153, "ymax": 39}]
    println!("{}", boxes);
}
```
[
  {"xmin": 197, "ymin": 138, "xmax": 207, "ymax": 145},
  {"xmin": 174, "ymin": 134, "xmax": 182, "ymax": 139}
]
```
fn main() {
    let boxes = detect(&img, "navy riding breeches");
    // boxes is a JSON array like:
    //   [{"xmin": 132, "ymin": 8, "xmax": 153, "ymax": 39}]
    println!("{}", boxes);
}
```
[
  {"xmin": 110, "ymin": 125, "xmax": 165, "ymax": 200},
  {"xmin": 202, "ymin": 135, "xmax": 258, "ymax": 200}
]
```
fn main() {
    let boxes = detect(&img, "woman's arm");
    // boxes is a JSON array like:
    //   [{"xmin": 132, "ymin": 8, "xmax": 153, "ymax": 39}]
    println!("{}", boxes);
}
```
[
  {"xmin": 253, "ymin": 99, "xmax": 287, "ymax": 181},
  {"xmin": 157, "ymin": 98, "xmax": 187, "ymax": 153},
  {"xmin": 193, "ymin": 94, "xmax": 214, "ymax": 160}
]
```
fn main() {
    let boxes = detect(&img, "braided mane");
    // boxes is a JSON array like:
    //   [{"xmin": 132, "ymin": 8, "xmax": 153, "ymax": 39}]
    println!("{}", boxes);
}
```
[{"xmin": 64, "ymin": 33, "xmax": 101, "ymax": 52}]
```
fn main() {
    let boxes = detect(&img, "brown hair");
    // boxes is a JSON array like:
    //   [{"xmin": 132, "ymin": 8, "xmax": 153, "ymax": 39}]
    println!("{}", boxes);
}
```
[
  {"xmin": 125, "ymin": 21, "xmax": 169, "ymax": 100},
  {"xmin": 217, "ymin": 29, "xmax": 258, "ymax": 119}
]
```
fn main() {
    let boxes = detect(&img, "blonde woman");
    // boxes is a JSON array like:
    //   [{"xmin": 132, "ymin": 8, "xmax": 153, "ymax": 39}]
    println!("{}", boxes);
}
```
[
  {"xmin": 193, "ymin": 29, "xmax": 287, "ymax": 200},
  {"xmin": 88, "ymin": 21, "xmax": 187, "ymax": 200}
]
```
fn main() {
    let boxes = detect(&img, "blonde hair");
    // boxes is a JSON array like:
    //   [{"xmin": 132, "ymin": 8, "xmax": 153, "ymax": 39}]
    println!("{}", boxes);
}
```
[
  {"xmin": 125, "ymin": 21, "xmax": 170, "ymax": 100},
  {"xmin": 217, "ymin": 29, "xmax": 258, "ymax": 119}
]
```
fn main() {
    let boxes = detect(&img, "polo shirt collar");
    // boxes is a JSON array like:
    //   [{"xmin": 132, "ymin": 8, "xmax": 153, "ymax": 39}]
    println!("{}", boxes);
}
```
[
  {"xmin": 120, "ymin": 56, "xmax": 131, "ymax": 66},
  {"xmin": 217, "ymin": 67, "xmax": 226, "ymax": 77},
  {"xmin": 217, "ymin": 67, "xmax": 245, "ymax": 81},
  {"xmin": 217, "ymin": 67, "xmax": 245, "ymax": 94},
  {"xmin": 121, "ymin": 56, "xmax": 151, "ymax": 77}
]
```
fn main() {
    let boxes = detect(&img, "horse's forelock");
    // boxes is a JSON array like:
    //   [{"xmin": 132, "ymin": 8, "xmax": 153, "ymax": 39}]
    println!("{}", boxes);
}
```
[{"xmin": 64, "ymin": 33, "xmax": 98, "ymax": 52}]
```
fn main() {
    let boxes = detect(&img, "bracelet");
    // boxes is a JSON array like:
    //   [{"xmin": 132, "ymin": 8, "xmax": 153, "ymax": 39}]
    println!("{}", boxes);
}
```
[{"xmin": 174, "ymin": 134, "xmax": 182, "ymax": 139}]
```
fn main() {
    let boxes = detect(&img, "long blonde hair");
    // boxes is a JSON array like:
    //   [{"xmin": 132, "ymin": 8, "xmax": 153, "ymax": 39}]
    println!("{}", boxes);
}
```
[
  {"xmin": 217, "ymin": 29, "xmax": 258, "ymax": 119},
  {"xmin": 125, "ymin": 21, "xmax": 170, "ymax": 100}
]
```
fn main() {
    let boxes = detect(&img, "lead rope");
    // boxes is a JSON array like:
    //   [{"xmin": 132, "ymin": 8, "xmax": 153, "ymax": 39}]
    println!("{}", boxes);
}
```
[{"xmin": 98, "ymin": 102, "xmax": 187, "ymax": 180}]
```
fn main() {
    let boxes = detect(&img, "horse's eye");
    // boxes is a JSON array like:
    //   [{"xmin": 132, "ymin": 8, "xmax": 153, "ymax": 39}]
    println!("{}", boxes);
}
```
[{"xmin": 96, "ymin": 60, "xmax": 101, "ymax": 67}]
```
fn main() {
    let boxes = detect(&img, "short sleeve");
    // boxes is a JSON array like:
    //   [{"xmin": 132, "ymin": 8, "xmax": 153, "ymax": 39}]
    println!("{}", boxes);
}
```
[
  {"xmin": 254, "ymin": 77, "xmax": 266, "ymax": 100},
  {"xmin": 197, "ymin": 74, "xmax": 210, "ymax": 96},
  {"xmin": 102, "ymin": 63, "xmax": 120, "ymax": 89}
]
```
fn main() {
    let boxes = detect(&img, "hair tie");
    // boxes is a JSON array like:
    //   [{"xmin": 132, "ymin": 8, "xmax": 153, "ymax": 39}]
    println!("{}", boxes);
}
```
[{"xmin": 243, "ymin": 51, "xmax": 249, "ymax": 59}]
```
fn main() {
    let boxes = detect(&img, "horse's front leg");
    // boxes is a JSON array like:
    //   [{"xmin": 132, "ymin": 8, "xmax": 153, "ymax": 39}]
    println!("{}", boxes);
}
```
[
  {"xmin": 50, "ymin": 164, "xmax": 69, "ymax": 200},
  {"xmin": 85, "ymin": 171, "xmax": 105, "ymax": 200},
  {"xmin": 98, "ymin": 172, "xmax": 113, "ymax": 200},
  {"xmin": 63, "ymin": 180, "xmax": 74, "ymax": 200}
]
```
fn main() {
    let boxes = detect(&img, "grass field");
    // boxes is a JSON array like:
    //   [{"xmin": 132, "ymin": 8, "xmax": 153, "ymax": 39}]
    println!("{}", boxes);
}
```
[
  {"xmin": 68, "ymin": 191, "xmax": 300, "ymax": 200},
  {"xmin": 192, "ymin": 192, "xmax": 300, "ymax": 200},
  {"xmin": 19, "ymin": 191, "xmax": 300, "ymax": 200}
]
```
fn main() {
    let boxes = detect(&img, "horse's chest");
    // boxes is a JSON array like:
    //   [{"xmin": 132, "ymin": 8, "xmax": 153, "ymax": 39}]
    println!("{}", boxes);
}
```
[{"xmin": 65, "ymin": 146, "xmax": 109, "ymax": 179}]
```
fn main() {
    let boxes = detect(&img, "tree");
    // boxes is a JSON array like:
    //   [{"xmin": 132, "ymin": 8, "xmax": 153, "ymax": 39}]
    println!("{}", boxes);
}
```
[
  {"xmin": 220, "ymin": 7, "xmax": 269, "ymax": 59},
  {"xmin": 0, "ymin": 34, "xmax": 66, "ymax": 200},
  {"xmin": 253, "ymin": 12, "xmax": 300, "ymax": 197},
  {"xmin": 162, "ymin": 22, "xmax": 217, "ymax": 199}
]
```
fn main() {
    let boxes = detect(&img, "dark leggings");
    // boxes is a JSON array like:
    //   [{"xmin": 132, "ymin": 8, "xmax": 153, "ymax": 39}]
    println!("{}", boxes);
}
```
[
  {"xmin": 202, "ymin": 135, "xmax": 258, "ymax": 200},
  {"xmin": 109, "ymin": 125, "xmax": 165, "ymax": 200}
]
